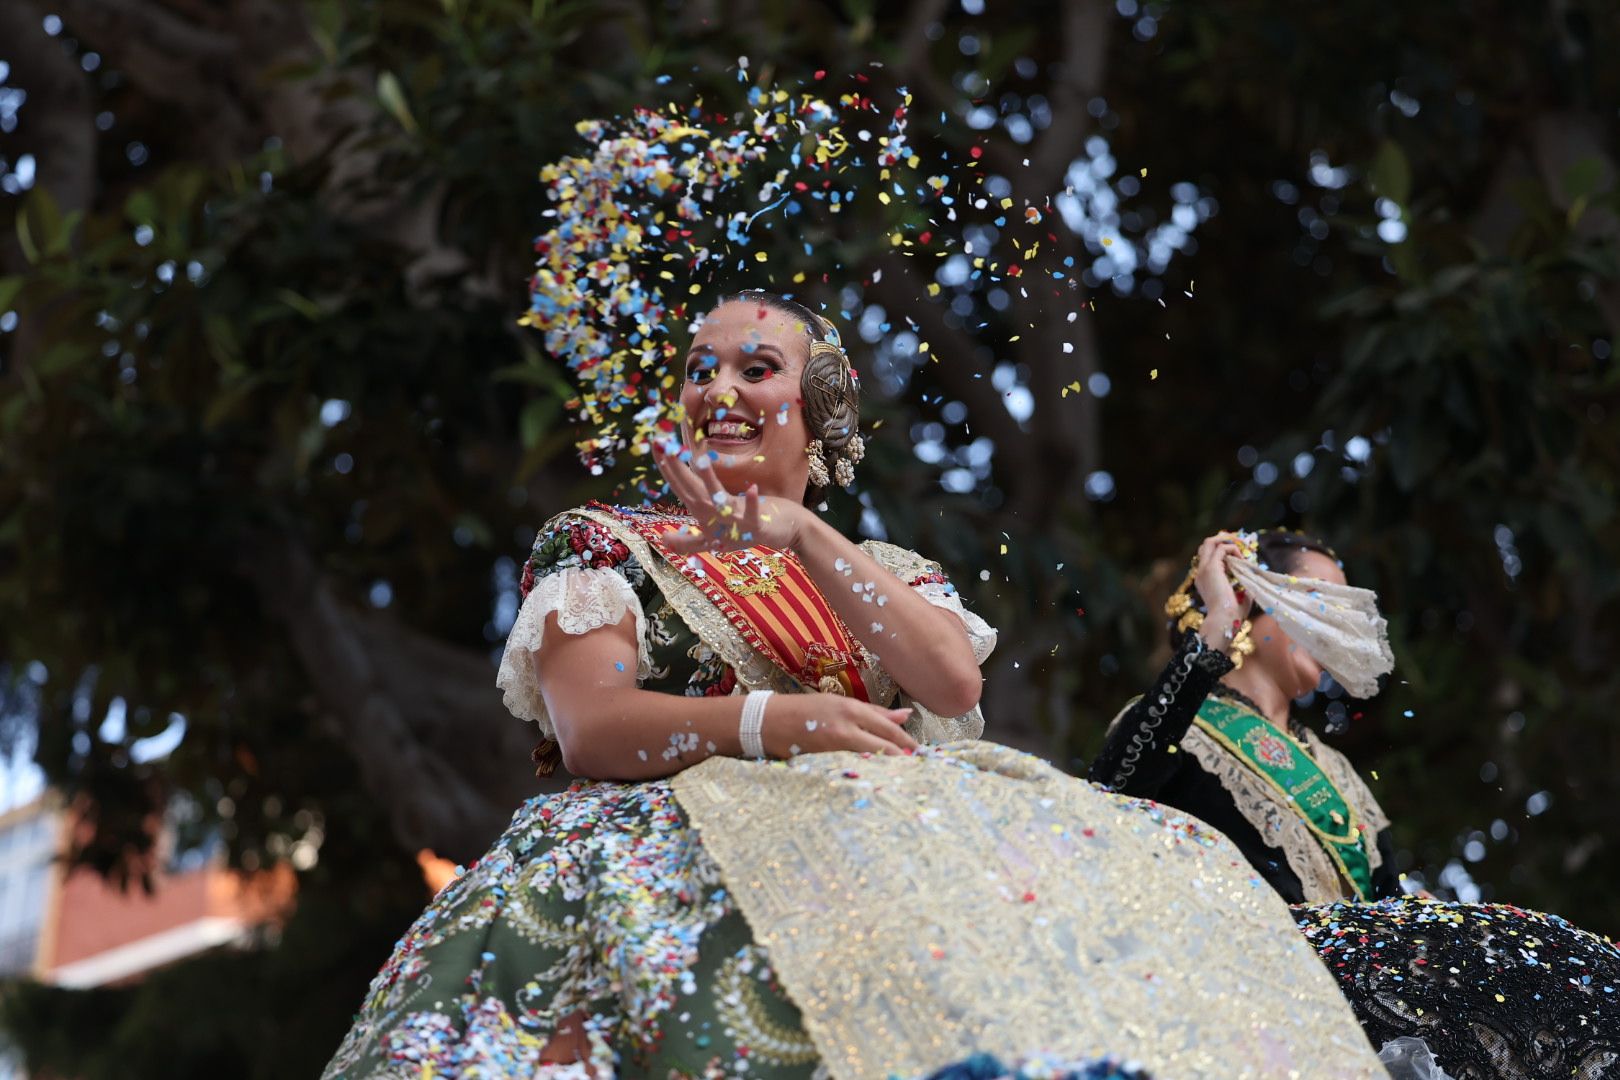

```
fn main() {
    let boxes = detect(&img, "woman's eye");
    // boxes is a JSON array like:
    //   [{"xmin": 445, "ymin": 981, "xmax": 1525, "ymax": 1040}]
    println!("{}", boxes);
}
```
[
  {"xmin": 745, "ymin": 365, "xmax": 774, "ymax": 380},
  {"xmin": 686, "ymin": 366, "xmax": 713, "ymax": 383}
]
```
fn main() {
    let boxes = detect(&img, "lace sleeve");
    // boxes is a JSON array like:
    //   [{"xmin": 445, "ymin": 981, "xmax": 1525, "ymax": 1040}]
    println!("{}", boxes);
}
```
[
  {"xmin": 1088, "ymin": 634, "xmax": 1233, "ymax": 795},
  {"xmin": 495, "ymin": 517, "xmax": 653, "ymax": 737},
  {"xmin": 858, "ymin": 539, "xmax": 997, "ymax": 742}
]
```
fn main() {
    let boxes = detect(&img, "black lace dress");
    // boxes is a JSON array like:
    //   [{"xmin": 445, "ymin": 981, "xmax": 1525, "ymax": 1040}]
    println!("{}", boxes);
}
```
[
  {"xmin": 1296, "ymin": 898, "xmax": 1620, "ymax": 1079},
  {"xmin": 1088, "ymin": 634, "xmax": 1401, "ymax": 904},
  {"xmin": 1086, "ymin": 636, "xmax": 1620, "ymax": 1078}
]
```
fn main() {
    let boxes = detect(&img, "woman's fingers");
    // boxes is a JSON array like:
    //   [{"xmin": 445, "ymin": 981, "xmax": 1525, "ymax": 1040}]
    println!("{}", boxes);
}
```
[
  {"xmin": 742, "ymin": 485, "xmax": 760, "ymax": 538},
  {"xmin": 695, "ymin": 448, "xmax": 729, "ymax": 501},
  {"xmin": 853, "ymin": 705, "xmax": 918, "ymax": 750},
  {"xmin": 654, "ymin": 444, "xmax": 704, "ymax": 506}
]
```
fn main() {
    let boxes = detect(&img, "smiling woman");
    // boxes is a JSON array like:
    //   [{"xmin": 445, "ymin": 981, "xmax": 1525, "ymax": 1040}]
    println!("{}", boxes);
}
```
[
  {"xmin": 678, "ymin": 291, "xmax": 865, "ymax": 501},
  {"xmin": 319, "ymin": 296, "xmax": 1385, "ymax": 1080}
]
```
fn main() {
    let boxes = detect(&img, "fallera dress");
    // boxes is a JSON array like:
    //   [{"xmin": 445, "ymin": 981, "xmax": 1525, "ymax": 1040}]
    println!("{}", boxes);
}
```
[{"xmin": 322, "ymin": 503, "xmax": 1384, "ymax": 1079}]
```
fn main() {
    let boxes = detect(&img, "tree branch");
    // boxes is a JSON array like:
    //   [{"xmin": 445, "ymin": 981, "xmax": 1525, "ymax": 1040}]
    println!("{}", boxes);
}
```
[
  {"xmin": 237, "ymin": 530, "xmax": 550, "ymax": 862},
  {"xmin": 1032, "ymin": 0, "xmax": 1111, "ymax": 182},
  {"xmin": 867, "ymin": 252, "xmax": 1030, "ymax": 457},
  {"xmin": 48, "ymin": 0, "xmax": 252, "ymax": 157},
  {"xmin": 1, "ymin": 2, "xmax": 98, "ymax": 386}
]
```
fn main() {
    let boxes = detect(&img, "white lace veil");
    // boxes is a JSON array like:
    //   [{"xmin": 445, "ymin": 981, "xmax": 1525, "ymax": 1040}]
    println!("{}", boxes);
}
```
[{"xmin": 1225, "ymin": 536, "xmax": 1395, "ymax": 698}]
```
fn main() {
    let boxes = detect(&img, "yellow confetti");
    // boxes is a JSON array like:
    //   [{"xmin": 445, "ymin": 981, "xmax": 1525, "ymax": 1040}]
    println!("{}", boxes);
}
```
[
  {"xmin": 999, "ymin": 544, "xmax": 1008, "ymax": 555},
  {"xmin": 1150, "ymin": 369, "xmax": 1158, "ymax": 380}
]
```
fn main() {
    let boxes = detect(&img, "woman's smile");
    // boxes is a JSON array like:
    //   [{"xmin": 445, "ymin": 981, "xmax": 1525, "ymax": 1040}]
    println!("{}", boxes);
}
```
[{"xmin": 699, "ymin": 415, "xmax": 762, "ymax": 447}]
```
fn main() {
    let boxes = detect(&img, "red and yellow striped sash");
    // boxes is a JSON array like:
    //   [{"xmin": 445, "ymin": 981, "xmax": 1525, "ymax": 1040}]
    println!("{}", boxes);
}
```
[{"xmin": 602, "ymin": 503, "xmax": 871, "ymax": 700}]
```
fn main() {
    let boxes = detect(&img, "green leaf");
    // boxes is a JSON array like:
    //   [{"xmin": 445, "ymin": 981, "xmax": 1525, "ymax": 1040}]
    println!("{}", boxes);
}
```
[
  {"xmin": 275, "ymin": 288, "xmax": 328, "ymax": 321},
  {"xmin": 14, "ymin": 208, "xmax": 38, "ymax": 264},
  {"xmin": 203, "ymin": 373, "xmax": 267, "ymax": 431},
  {"xmin": 46, "ymin": 211, "xmax": 84, "ymax": 257},
  {"xmin": 0, "ymin": 390, "xmax": 27, "ymax": 435},
  {"xmin": 1567, "ymin": 194, "xmax": 1589, "ymax": 229},
  {"xmin": 125, "ymin": 190, "xmax": 159, "ymax": 228},
  {"xmin": 520, "ymin": 397, "xmax": 561, "ymax": 449},
  {"xmin": 1561, "ymin": 155, "xmax": 1606, "ymax": 202},
  {"xmin": 0, "ymin": 275, "xmax": 24, "ymax": 314},
  {"xmin": 377, "ymin": 71, "xmax": 419, "ymax": 134},
  {"xmin": 1369, "ymin": 139, "xmax": 1411, "ymax": 207}
]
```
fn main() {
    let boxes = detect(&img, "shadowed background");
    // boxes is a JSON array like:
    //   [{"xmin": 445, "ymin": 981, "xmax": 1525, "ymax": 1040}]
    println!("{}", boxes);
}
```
[{"xmin": 0, "ymin": 1, "xmax": 1616, "ymax": 1075}]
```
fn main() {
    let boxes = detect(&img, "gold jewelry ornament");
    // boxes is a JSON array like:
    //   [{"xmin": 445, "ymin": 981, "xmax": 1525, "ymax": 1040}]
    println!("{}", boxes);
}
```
[
  {"xmin": 800, "ymin": 316, "xmax": 862, "ymax": 489},
  {"xmin": 1163, "ymin": 560, "xmax": 1257, "ymax": 667},
  {"xmin": 1228, "ymin": 619, "xmax": 1256, "ymax": 668},
  {"xmin": 833, "ymin": 455, "xmax": 856, "ymax": 487},
  {"xmin": 806, "ymin": 440, "xmax": 832, "ymax": 488}
]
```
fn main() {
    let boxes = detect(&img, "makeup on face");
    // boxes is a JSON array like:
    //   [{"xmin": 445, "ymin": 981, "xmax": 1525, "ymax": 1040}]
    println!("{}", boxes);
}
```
[
  {"xmin": 675, "ymin": 302, "xmax": 815, "ymax": 497},
  {"xmin": 682, "ymin": 342, "xmax": 786, "ymax": 451}
]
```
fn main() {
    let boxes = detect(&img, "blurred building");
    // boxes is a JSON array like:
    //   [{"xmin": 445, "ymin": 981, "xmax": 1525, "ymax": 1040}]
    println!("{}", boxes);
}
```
[
  {"xmin": 0, "ymin": 799, "xmax": 56, "ymax": 984},
  {"xmin": 0, "ymin": 794, "xmax": 294, "ymax": 988}
]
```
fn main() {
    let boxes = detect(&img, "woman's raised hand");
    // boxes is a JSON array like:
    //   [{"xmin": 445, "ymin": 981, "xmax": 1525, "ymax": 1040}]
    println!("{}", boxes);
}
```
[
  {"xmin": 760, "ymin": 693, "xmax": 919, "ymax": 758},
  {"xmin": 653, "ymin": 435, "xmax": 804, "ymax": 553},
  {"xmin": 1194, "ymin": 531, "xmax": 1254, "ymax": 652}
]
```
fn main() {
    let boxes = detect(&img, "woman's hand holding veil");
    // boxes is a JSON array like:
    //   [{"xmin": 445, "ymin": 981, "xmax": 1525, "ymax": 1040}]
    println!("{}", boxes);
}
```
[{"xmin": 1194, "ymin": 531, "xmax": 1254, "ymax": 654}]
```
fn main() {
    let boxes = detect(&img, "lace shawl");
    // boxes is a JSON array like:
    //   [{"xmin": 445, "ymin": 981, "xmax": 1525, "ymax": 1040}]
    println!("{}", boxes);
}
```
[
  {"xmin": 1179, "ymin": 723, "xmax": 1390, "ymax": 904},
  {"xmin": 494, "ymin": 513, "xmax": 996, "ymax": 744}
]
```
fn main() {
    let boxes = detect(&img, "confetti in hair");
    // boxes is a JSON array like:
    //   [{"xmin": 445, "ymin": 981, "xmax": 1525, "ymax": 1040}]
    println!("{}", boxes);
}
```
[
  {"xmin": 521, "ymin": 71, "xmax": 1191, "ymax": 494},
  {"xmin": 522, "ymin": 77, "xmax": 965, "ymax": 480}
]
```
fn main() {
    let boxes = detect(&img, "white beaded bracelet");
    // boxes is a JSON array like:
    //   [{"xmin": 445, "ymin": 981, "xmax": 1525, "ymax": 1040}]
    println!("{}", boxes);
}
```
[{"xmin": 739, "ymin": 690, "xmax": 773, "ymax": 760}]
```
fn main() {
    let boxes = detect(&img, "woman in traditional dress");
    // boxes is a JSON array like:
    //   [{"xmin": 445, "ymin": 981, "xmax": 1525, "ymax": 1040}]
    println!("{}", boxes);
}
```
[
  {"xmin": 1089, "ymin": 529, "xmax": 1399, "ymax": 906},
  {"xmin": 321, "ymin": 294, "xmax": 1383, "ymax": 1080},
  {"xmin": 1091, "ymin": 531, "xmax": 1620, "ymax": 1079}
]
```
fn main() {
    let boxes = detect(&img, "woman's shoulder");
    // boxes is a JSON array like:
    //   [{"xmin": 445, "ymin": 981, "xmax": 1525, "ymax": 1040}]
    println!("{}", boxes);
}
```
[
  {"xmin": 521, "ymin": 504, "xmax": 653, "ymax": 597},
  {"xmin": 856, "ymin": 539, "xmax": 952, "ymax": 588}
]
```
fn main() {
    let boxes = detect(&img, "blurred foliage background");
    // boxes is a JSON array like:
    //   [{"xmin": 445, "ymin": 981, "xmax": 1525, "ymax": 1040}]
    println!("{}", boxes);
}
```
[{"xmin": 0, "ymin": 0, "xmax": 1617, "ymax": 1075}]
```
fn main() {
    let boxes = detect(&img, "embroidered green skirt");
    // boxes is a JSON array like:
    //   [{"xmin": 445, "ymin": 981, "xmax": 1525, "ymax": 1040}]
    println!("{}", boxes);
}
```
[{"xmin": 321, "ymin": 779, "xmax": 815, "ymax": 1079}]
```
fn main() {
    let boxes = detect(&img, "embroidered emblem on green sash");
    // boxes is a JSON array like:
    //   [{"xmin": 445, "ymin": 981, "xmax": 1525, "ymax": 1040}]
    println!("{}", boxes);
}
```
[{"xmin": 1195, "ymin": 699, "xmax": 1373, "ymax": 899}]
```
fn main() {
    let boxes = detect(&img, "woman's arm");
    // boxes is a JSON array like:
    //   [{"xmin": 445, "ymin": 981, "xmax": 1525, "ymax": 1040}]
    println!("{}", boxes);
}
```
[
  {"xmin": 790, "ymin": 513, "xmax": 982, "ymax": 717},
  {"xmin": 1089, "ymin": 532, "xmax": 1249, "ymax": 795},
  {"xmin": 651, "ymin": 443, "xmax": 982, "ymax": 718},
  {"xmin": 1087, "ymin": 634, "xmax": 1234, "ymax": 795},
  {"xmin": 535, "ymin": 613, "xmax": 918, "ymax": 780}
]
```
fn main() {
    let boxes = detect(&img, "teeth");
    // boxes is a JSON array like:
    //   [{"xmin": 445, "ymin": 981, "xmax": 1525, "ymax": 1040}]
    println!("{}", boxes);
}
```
[{"xmin": 705, "ymin": 420, "xmax": 758, "ymax": 439}]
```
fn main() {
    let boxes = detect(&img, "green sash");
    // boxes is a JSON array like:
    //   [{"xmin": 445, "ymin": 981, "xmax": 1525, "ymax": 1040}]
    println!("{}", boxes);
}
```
[{"xmin": 1193, "ymin": 699, "xmax": 1373, "ymax": 899}]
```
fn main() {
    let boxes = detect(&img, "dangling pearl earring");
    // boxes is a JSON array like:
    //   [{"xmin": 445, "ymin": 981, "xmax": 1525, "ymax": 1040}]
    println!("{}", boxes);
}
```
[
  {"xmin": 833, "ymin": 455, "xmax": 855, "ymax": 487},
  {"xmin": 806, "ymin": 440, "xmax": 831, "ymax": 488}
]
